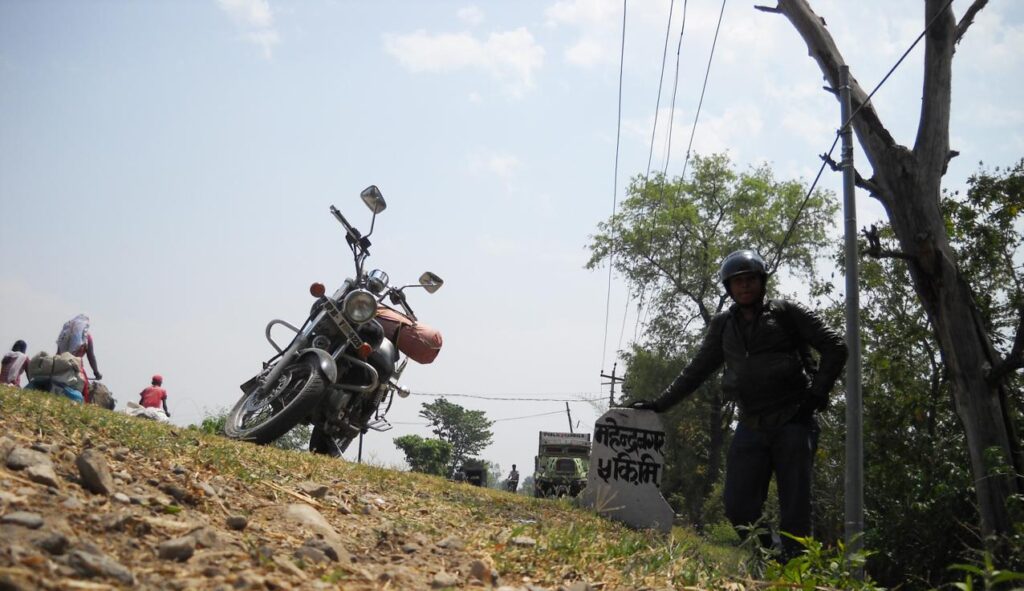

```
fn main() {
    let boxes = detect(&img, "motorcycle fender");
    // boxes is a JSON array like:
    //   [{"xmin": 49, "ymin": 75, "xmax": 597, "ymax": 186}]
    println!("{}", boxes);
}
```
[{"xmin": 297, "ymin": 348, "xmax": 339, "ymax": 383}]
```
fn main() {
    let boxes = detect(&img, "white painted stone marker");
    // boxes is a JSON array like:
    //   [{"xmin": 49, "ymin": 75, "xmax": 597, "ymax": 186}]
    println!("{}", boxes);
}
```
[{"xmin": 579, "ymin": 408, "xmax": 674, "ymax": 533}]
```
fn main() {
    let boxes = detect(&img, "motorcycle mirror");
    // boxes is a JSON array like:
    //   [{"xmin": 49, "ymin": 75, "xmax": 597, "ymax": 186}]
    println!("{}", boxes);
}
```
[
  {"xmin": 418, "ymin": 272, "xmax": 444, "ymax": 294},
  {"xmin": 396, "ymin": 385, "xmax": 411, "ymax": 398},
  {"xmin": 360, "ymin": 185, "xmax": 387, "ymax": 214}
]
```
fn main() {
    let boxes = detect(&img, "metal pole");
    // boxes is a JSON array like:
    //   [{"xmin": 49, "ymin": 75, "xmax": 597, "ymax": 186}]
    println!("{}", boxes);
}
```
[
  {"xmin": 357, "ymin": 432, "xmax": 364, "ymax": 464},
  {"xmin": 840, "ymin": 65, "xmax": 864, "ymax": 569},
  {"xmin": 566, "ymin": 402, "xmax": 574, "ymax": 433}
]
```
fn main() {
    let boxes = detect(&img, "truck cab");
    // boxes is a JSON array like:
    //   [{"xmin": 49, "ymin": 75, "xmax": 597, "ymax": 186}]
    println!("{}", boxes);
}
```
[{"xmin": 533, "ymin": 432, "xmax": 591, "ymax": 498}]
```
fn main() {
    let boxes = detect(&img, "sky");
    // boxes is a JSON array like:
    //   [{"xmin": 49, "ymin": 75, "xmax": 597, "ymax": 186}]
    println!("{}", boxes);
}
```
[{"xmin": 1, "ymin": 0, "xmax": 1022, "ymax": 477}]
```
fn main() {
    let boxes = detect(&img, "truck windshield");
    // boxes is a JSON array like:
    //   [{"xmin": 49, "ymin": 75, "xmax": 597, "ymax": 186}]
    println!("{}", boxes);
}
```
[{"xmin": 554, "ymin": 459, "xmax": 576, "ymax": 473}]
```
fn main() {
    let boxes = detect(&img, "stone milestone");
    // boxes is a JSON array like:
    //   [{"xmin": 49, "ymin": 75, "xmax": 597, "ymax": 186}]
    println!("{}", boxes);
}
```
[{"xmin": 579, "ymin": 408, "xmax": 674, "ymax": 533}]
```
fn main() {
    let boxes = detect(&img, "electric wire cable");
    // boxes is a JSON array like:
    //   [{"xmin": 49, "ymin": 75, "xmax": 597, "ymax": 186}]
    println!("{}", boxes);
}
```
[
  {"xmin": 644, "ymin": 0, "xmax": 678, "ymax": 180},
  {"xmin": 768, "ymin": 0, "xmax": 956, "ymax": 270},
  {"xmin": 600, "ymin": 0, "xmax": 629, "ymax": 375},
  {"xmin": 680, "ymin": 0, "xmax": 728, "ymax": 180}
]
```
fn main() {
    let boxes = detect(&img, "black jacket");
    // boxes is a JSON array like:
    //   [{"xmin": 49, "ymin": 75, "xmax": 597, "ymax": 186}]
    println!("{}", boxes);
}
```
[{"xmin": 652, "ymin": 299, "xmax": 847, "ymax": 418}]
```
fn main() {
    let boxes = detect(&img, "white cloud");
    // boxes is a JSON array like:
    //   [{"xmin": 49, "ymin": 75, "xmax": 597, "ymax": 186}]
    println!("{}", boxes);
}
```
[
  {"xmin": 384, "ymin": 28, "xmax": 544, "ymax": 98},
  {"xmin": 469, "ymin": 151, "xmax": 522, "ymax": 180},
  {"xmin": 457, "ymin": 5, "xmax": 485, "ymax": 27},
  {"xmin": 565, "ymin": 37, "xmax": 606, "ymax": 67},
  {"xmin": 468, "ymin": 91, "xmax": 482, "ymax": 103},
  {"xmin": 216, "ymin": 0, "xmax": 280, "ymax": 59},
  {"xmin": 545, "ymin": 0, "xmax": 619, "ymax": 28}
]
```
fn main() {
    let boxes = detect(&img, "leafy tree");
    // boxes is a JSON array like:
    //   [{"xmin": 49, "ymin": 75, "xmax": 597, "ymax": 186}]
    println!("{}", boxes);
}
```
[
  {"xmin": 588, "ymin": 153, "xmax": 837, "ymax": 527},
  {"xmin": 809, "ymin": 161, "xmax": 1024, "ymax": 586},
  {"xmin": 419, "ymin": 398, "xmax": 494, "ymax": 471},
  {"xmin": 393, "ymin": 434, "xmax": 452, "ymax": 476},
  {"xmin": 771, "ymin": 0, "xmax": 1023, "ymax": 543}
]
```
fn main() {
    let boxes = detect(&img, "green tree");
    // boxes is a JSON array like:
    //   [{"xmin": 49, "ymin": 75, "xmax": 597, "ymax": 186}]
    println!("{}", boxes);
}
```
[
  {"xmin": 773, "ymin": 0, "xmax": 1022, "ymax": 543},
  {"xmin": 809, "ymin": 161, "xmax": 1024, "ymax": 586},
  {"xmin": 588, "ymin": 153, "xmax": 838, "ymax": 527},
  {"xmin": 419, "ymin": 398, "xmax": 494, "ymax": 471},
  {"xmin": 393, "ymin": 434, "xmax": 453, "ymax": 476}
]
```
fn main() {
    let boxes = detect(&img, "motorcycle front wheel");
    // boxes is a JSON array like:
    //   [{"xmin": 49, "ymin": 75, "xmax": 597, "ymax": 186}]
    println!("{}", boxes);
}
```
[{"xmin": 225, "ymin": 358, "xmax": 324, "ymax": 444}]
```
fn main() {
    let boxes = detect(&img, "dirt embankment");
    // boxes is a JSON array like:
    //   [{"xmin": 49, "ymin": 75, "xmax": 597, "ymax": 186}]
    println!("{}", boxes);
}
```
[{"xmin": 0, "ymin": 387, "xmax": 640, "ymax": 591}]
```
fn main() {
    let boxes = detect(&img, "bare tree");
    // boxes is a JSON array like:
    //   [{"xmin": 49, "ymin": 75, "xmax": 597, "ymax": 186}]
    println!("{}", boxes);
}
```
[{"xmin": 758, "ymin": 0, "xmax": 1021, "ymax": 541}]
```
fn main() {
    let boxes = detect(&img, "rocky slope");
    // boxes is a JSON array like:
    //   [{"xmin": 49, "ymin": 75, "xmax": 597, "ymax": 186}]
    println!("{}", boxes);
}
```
[{"xmin": 0, "ymin": 386, "xmax": 726, "ymax": 591}]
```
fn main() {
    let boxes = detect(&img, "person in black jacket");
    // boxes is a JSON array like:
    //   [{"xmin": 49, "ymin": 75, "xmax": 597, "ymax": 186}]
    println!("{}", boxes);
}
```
[{"xmin": 631, "ymin": 249, "xmax": 848, "ymax": 558}]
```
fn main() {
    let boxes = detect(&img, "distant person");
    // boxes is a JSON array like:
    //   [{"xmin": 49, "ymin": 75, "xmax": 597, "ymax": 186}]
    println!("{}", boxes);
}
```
[
  {"xmin": 56, "ymin": 314, "xmax": 101, "ymax": 402},
  {"xmin": 1, "ymin": 340, "xmax": 30, "ymax": 387},
  {"xmin": 507, "ymin": 464, "xmax": 520, "ymax": 493},
  {"xmin": 139, "ymin": 375, "xmax": 170, "ymax": 418}
]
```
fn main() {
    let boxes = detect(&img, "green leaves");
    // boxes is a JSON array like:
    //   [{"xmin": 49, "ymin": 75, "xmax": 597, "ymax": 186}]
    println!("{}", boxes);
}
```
[{"xmin": 418, "ymin": 398, "xmax": 494, "ymax": 471}]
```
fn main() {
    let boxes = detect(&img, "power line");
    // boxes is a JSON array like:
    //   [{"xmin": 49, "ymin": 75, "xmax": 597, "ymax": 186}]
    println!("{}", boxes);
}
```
[
  {"xmin": 391, "ymin": 409, "xmax": 570, "ymax": 427},
  {"xmin": 600, "ymin": 0, "xmax": 629, "ymax": 375},
  {"xmin": 659, "ymin": 0, "xmax": 689, "ymax": 179},
  {"xmin": 410, "ymin": 392, "xmax": 605, "ymax": 403},
  {"xmin": 645, "ymin": 0, "xmax": 677, "ymax": 179},
  {"xmin": 768, "ymin": 0, "xmax": 955, "ymax": 269},
  {"xmin": 680, "ymin": 0, "xmax": 728, "ymax": 180}
]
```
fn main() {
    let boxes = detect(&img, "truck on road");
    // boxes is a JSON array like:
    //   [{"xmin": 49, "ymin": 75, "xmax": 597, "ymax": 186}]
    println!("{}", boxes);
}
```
[{"xmin": 533, "ymin": 431, "xmax": 591, "ymax": 498}]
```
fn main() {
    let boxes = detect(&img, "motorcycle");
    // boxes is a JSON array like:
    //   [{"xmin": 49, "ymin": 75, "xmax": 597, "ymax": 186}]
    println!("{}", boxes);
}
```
[{"xmin": 224, "ymin": 185, "xmax": 443, "ymax": 455}]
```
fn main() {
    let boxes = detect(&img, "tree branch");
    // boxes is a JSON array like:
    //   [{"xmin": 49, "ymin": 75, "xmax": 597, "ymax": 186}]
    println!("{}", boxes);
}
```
[
  {"xmin": 956, "ymin": 0, "xmax": 990, "ymax": 44},
  {"xmin": 774, "ymin": 1, "xmax": 898, "ymax": 176},
  {"xmin": 863, "ymin": 224, "xmax": 915, "ymax": 261},
  {"xmin": 988, "ymin": 311, "xmax": 1024, "ymax": 385},
  {"xmin": 821, "ymin": 152, "xmax": 882, "ymax": 196},
  {"xmin": 753, "ymin": 4, "xmax": 782, "ymax": 14}
]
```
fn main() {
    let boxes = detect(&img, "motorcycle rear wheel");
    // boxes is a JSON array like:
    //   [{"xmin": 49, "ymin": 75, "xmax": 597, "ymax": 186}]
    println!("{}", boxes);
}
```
[{"xmin": 225, "ymin": 358, "xmax": 324, "ymax": 444}]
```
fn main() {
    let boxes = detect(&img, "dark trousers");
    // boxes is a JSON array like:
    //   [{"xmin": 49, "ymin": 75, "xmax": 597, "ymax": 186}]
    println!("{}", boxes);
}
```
[{"xmin": 724, "ymin": 417, "xmax": 818, "ymax": 556}]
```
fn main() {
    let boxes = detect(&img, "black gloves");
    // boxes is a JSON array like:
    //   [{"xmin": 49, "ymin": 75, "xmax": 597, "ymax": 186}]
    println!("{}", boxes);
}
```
[{"xmin": 628, "ymin": 399, "xmax": 660, "ymax": 412}]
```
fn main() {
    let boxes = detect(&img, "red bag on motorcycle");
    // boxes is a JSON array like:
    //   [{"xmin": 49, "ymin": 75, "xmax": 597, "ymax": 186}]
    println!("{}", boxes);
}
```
[{"xmin": 375, "ymin": 306, "xmax": 443, "ymax": 364}]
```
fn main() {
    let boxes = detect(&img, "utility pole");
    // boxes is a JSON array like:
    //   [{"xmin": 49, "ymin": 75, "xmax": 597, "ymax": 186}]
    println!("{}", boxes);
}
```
[
  {"xmin": 357, "ymin": 432, "xmax": 364, "ymax": 464},
  {"xmin": 565, "ymin": 402, "xmax": 574, "ymax": 433},
  {"xmin": 840, "ymin": 64, "xmax": 864, "ymax": 571},
  {"xmin": 600, "ymin": 362, "xmax": 625, "ymax": 406}
]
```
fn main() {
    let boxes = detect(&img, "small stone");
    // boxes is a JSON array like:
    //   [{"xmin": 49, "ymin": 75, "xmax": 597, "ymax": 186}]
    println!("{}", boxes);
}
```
[
  {"xmin": 282, "ymin": 503, "xmax": 339, "ymax": 539},
  {"xmin": 61, "ymin": 496, "xmax": 83, "ymax": 510},
  {"xmin": 431, "ymin": 572, "xmax": 460, "ymax": 588},
  {"xmin": 6, "ymin": 447, "xmax": 51, "ymax": 470},
  {"xmin": 75, "ymin": 449, "xmax": 115, "ymax": 495},
  {"xmin": 511, "ymin": 536, "xmax": 537, "ymax": 547},
  {"xmin": 60, "ymin": 450, "xmax": 76, "ymax": 464},
  {"xmin": 187, "ymin": 527, "xmax": 222, "ymax": 549},
  {"xmin": 0, "ymin": 490, "xmax": 28, "ymax": 506},
  {"xmin": 32, "ymin": 530, "xmax": 70, "ymax": 555},
  {"xmin": 30, "ymin": 442, "xmax": 55, "ymax": 454},
  {"xmin": 24, "ymin": 464, "xmax": 60, "ymax": 488},
  {"xmin": 559, "ymin": 582, "xmax": 595, "ymax": 591},
  {"xmin": 226, "ymin": 515, "xmax": 248, "ymax": 531},
  {"xmin": 302, "ymin": 537, "xmax": 345, "ymax": 562},
  {"xmin": 2, "ymin": 511, "xmax": 44, "ymax": 529},
  {"xmin": 0, "ymin": 435, "xmax": 16, "ymax": 463},
  {"xmin": 160, "ymin": 483, "xmax": 194, "ymax": 505},
  {"xmin": 112, "ymin": 470, "xmax": 134, "ymax": 483},
  {"xmin": 130, "ymin": 496, "xmax": 147, "ymax": 505},
  {"xmin": 470, "ymin": 559, "xmax": 495, "ymax": 584},
  {"xmin": 436, "ymin": 536, "xmax": 465, "ymax": 550},
  {"xmin": 68, "ymin": 549, "xmax": 135, "ymax": 585},
  {"xmin": 112, "ymin": 448, "xmax": 130, "ymax": 461},
  {"xmin": 198, "ymin": 481, "xmax": 218, "ymax": 497},
  {"xmin": 400, "ymin": 543, "xmax": 419, "ymax": 554},
  {"xmin": 296, "ymin": 481, "xmax": 329, "ymax": 499},
  {"xmin": 172, "ymin": 464, "xmax": 187, "ymax": 475},
  {"xmin": 158, "ymin": 536, "xmax": 196, "ymax": 561},
  {"xmin": 202, "ymin": 566, "xmax": 224, "ymax": 578},
  {"xmin": 294, "ymin": 545, "xmax": 329, "ymax": 564},
  {"xmin": 335, "ymin": 500, "xmax": 353, "ymax": 515},
  {"xmin": 112, "ymin": 492, "xmax": 131, "ymax": 504}
]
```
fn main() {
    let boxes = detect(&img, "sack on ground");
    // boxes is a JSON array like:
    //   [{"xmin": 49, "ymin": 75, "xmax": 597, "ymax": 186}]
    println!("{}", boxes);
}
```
[
  {"xmin": 123, "ymin": 401, "xmax": 168, "ymax": 422},
  {"xmin": 375, "ymin": 306, "xmax": 443, "ymax": 364},
  {"xmin": 89, "ymin": 381, "xmax": 116, "ymax": 410}
]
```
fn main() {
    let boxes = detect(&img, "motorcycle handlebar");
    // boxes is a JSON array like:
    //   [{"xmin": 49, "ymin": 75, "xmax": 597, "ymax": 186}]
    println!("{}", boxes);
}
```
[{"xmin": 330, "ymin": 206, "xmax": 364, "ymax": 247}]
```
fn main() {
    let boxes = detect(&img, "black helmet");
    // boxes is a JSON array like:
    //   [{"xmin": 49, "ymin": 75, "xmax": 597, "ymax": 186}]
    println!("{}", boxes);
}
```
[{"xmin": 719, "ymin": 249, "xmax": 767, "ymax": 295}]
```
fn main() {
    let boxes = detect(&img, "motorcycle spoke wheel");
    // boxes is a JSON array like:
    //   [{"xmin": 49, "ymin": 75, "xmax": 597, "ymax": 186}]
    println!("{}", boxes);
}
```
[{"xmin": 225, "ymin": 358, "xmax": 324, "ymax": 444}]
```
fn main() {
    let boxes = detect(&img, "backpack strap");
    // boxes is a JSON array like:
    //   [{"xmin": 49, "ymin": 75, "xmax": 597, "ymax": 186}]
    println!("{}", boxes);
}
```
[{"xmin": 770, "ymin": 299, "xmax": 818, "ymax": 376}]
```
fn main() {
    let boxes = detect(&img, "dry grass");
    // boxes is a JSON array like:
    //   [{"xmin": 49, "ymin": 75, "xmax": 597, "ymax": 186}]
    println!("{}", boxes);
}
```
[{"xmin": 0, "ymin": 385, "xmax": 755, "ymax": 589}]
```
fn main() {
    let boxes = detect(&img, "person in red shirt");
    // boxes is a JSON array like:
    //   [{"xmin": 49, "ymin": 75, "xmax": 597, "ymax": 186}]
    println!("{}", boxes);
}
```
[{"xmin": 139, "ymin": 375, "xmax": 170, "ymax": 417}]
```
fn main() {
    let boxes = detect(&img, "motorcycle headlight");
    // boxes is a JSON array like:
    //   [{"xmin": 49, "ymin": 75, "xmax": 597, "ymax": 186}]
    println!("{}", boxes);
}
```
[{"xmin": 342, "ymin": 289, "xmax": 377, "ymax": 324}]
